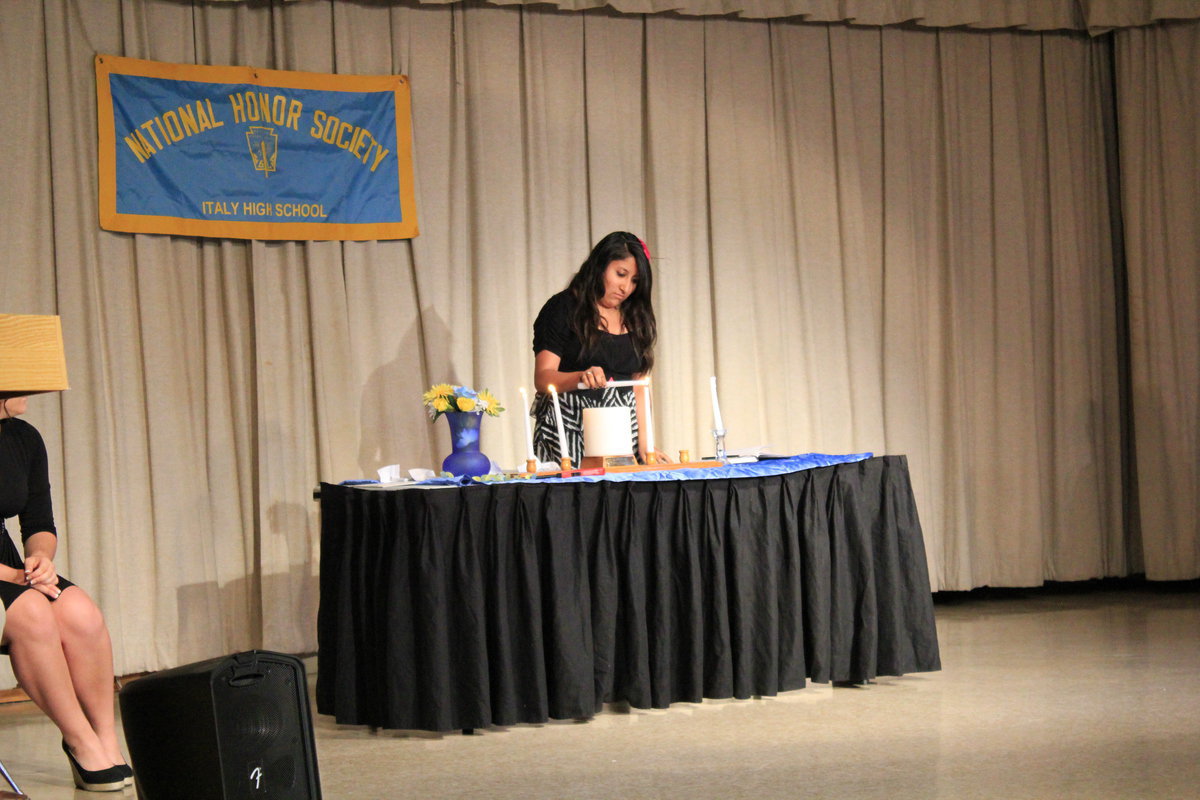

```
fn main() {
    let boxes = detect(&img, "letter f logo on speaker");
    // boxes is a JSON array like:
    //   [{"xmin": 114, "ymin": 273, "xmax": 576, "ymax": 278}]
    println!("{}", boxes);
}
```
[{"xmin": 249, "ymin": 762, "xmax": 265, "ymax": 792}]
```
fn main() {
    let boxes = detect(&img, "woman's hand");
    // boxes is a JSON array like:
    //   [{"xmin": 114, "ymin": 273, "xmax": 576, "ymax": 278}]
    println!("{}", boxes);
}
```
[
  {"xmin": 534, "ymin": 351, "xmax": 609, "ymax": 394},
  {"xmin": 24, "ymin": 553, "xmax": 61, "ymax": 599},
  {"xmin": 579, "ymin": 366, "xmax": 609, "ymax": 389},
  {"xmin": 640, "ymin": 448, "xmax": 673, "ymax": 465}
]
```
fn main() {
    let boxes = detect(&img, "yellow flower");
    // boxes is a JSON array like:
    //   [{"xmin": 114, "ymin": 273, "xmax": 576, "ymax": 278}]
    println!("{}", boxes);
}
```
[
  {"xmin": 433, "ymin": 396, "xmax": 452, "ymax": 412},
  {"xmin": 478, "ymin": 389, "xmax": 503, "ymax": 416},
  {"xmin": 456, "ymin": 396, "xmax": 477, "ymax": 412},
  {"xmin": 423, "ymin": 383, "xmax": 454, "ymax": 404}
]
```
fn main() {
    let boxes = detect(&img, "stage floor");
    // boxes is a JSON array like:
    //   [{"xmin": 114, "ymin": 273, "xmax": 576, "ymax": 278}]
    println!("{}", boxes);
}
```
[{"xmin": 2, "ymin": 583, "xmax": 1198, "ymax": 799}]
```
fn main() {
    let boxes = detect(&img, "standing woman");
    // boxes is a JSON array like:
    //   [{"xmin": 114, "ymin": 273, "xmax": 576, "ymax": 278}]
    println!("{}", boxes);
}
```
[
  {"xmin": 0, "ymin": 395, "xmax": 130, "ymax": 792},
  {"xmin": 531, "ymin": 231, "xmax": 669, "ymax": 465}
]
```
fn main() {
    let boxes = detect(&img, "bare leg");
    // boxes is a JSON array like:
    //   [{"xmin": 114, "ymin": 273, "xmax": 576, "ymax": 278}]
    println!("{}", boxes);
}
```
[
  {"xmin": 2, "ymin": 589, "xmax": 113, "ymax": 772},
  {"xmin": 51, "ymin": 586, "xmax": 126, "ymax": 767}
]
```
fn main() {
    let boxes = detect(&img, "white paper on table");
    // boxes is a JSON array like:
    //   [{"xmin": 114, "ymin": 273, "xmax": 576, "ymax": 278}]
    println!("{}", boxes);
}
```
[
  {"xmin": 721, "ymin": 445, "xmax": 770, "ymax": 464},
  {"xmin": 408, "ymin": 467, "xmax": 437, "ymax": 481},
  {"xmin": 725, "ymin": 444, "xmax": 794, "ymax": 462},
  {"xmin": 377, "ymin": 464, "xmax": 404, "ymax": 483}
]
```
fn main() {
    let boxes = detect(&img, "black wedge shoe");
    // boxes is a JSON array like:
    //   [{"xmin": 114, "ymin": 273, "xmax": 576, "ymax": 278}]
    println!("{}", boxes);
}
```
[
  {"xmin": 61, "ymin": 740, "xmax": 125, "ymax": 792},
  {"xmin": 116, "ymin": 762, "xmax": 134, "ymax": 787}
]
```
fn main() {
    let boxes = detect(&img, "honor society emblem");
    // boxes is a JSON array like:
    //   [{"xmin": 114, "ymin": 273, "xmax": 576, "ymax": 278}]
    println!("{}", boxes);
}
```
[{"xmin": 246, "ymin": 126, "xmax": 278, "ymax": 175}]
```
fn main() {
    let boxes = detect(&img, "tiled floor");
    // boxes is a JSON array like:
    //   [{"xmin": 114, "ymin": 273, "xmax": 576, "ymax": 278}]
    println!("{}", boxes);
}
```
[{"xmin": 2, "ymin": 584, "xmax": 1198, "ymax": 799}]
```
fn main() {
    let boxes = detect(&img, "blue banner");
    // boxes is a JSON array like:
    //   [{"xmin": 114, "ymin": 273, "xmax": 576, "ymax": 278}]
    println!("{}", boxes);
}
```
[{"xmin": 96, "ymin": 56, "xmax": 418, "ymax": 241}]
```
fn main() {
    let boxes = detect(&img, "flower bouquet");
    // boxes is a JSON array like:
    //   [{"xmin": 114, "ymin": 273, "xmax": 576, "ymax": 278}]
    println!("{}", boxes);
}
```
[
  {"xmin": 422, "ymin": 383, "xmax": 504, "ymax": 478},
  {"xmin": 422, "ymin": 383, "xmax": 504, "ymax": 420}
]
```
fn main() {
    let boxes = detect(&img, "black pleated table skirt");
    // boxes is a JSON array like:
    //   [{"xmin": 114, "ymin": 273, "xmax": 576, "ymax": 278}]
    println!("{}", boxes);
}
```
[{"xmin": 316, "ymin": 455, "xmax": 941, "ymax": 732}]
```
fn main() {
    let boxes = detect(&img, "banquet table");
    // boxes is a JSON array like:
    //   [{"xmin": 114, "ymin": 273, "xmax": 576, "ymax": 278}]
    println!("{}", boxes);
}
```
[{"xmin": 316, "ymin": 454, "xmax": 941, "ymax": 732}]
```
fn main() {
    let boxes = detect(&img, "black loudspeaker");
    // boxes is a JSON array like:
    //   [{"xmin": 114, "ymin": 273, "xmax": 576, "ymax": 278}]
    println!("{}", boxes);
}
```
[{"xmin": 120, "ymin": 650, "xmax": 322, "ymax": 800}]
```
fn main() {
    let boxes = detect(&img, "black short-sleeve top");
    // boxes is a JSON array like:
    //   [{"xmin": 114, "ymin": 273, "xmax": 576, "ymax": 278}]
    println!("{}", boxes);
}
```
[
  {"xmin": 0, "ymin": 417, "xmax": 57, "ymax": 569},
  {"xmin": 532, "ymin": 290, "xmax": 643, "ymax": 380}
]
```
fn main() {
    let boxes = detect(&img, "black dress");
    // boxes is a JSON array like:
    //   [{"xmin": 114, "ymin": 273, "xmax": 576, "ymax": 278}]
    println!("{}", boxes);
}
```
[
  {"xmin": 530, "ymin": 291, "xmax": 644, "ymax": 464},
  {"xmin": 0, "ymin": 417, "xmax": 75, "ymax": 611}
]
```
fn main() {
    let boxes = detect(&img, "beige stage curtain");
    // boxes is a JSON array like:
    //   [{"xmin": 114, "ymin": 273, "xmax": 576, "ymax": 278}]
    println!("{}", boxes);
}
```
[
  {"xmin": 0, "ymin": 0, "xmax": 1186, "ymax": 684},
  {"xmin": 1115, "ymin": 22, "xmax": 1200, "ymax": 579},
  {"xmin": 532, "ymin": 0, "xmax": 1200, "ymax": 31},
  {"xmin": 208, "ymin": 0, "xmax": 1200, "ymax": 32}
]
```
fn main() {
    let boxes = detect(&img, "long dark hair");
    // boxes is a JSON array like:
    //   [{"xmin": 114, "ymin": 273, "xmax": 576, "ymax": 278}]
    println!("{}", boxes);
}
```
[{"xmin": 566, "ymin": 231, "xmax": 657, "ymax": 373}]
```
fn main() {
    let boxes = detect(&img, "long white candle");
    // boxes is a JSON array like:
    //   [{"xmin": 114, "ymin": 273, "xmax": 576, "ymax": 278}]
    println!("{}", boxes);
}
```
[
  {"xmin": 518, "ymin": 387, "xmax": 535, "ymax": 462},
  {"xmin": 710, "ymin": 375, "xmax": 725, "ymax": 431},
  {"xmin": 644, "ymin": 378, "xmax": 655, "ymax": 456},
  {"xmin": 549, "ymin": 384, "xmax": 569, "ymax": 460},
  {"xmin": 575, "ymin": 378, "xmax": 650, "ymax": 390}
]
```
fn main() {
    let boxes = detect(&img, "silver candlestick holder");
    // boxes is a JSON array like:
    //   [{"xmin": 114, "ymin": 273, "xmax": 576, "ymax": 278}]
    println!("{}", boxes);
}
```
[{"xmin": 712, "ymin": 428, "xmax": 727, "ymax": 463}]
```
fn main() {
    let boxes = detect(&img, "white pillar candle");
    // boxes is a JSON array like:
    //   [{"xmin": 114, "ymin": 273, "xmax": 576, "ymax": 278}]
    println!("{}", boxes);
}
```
[
  {"xmin": 582, "ymin": 407, "xmax": 633, "ymax": 456},
  {"xmin": 518, "ymin": 387, "xmax": 535, "ymax": 462},
  {"xmin": 644, "ymin": 378, "xmax": 655, "ymax": 457},
  {"xmin": 710, "ymin": 375, "xmax": 725, "ymax": 431},
  {"xmin": 549, "ymin": 384, "xmax": 569, "ymax": 460}
]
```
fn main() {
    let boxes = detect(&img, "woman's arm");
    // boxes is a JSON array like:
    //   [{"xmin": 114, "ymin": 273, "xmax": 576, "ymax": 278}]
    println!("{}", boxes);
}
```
[
  {"xmin": 534, "ymin": 350, "xmax": 609, "ymax": 393},
  {"xmin": 0, "ymin": 562, "xmax": 24, "ymax": 584}
]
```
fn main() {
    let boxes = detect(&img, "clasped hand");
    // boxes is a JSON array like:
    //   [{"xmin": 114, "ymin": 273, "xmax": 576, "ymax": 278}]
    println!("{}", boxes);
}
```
[{"xmin": 24, "ymin": 554, "xmax": 61, "ymax": 598}]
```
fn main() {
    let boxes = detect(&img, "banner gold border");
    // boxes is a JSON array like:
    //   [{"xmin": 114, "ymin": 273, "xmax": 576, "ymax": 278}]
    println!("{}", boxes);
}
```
[{"xmin": 95, "ymin": 54, "xmax": 418, "ymax": 241}]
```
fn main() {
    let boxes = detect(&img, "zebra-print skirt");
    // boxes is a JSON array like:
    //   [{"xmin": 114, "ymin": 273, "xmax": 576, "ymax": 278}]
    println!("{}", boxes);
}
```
[{"xmin": 532, "ymin": 386, "xmax": 638, "ymax": 465}]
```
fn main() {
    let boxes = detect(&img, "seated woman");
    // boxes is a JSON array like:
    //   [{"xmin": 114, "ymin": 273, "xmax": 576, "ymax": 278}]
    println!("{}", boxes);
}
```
[
  {"xmin": 531, "ymin": 231, "xmax": 669, "ymax": 466},
  {"xmin": 0, "ymin": 395, "xmax": 130, "ymax": 792}
]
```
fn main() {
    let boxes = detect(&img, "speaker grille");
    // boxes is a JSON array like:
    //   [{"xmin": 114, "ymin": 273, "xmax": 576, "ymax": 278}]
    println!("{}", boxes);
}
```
[
  {"xmin": 225, "ymin": 692, "xmax": 287, "ymax": 746},
  {"xmin": 210, "ymin": 655, "xmax": 314, "ymax": 799}
]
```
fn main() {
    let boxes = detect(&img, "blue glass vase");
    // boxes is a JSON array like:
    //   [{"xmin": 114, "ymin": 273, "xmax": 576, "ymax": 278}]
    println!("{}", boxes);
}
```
[{"xmin": 441, "ymin": 411, "xmax": 491, "ymax": 478}]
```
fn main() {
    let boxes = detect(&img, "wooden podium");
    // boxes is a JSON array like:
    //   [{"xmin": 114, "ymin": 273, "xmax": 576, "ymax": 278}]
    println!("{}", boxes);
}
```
[{"xmin": 0, "ymin": 313, "xmax": 70, "ymax": 398}]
